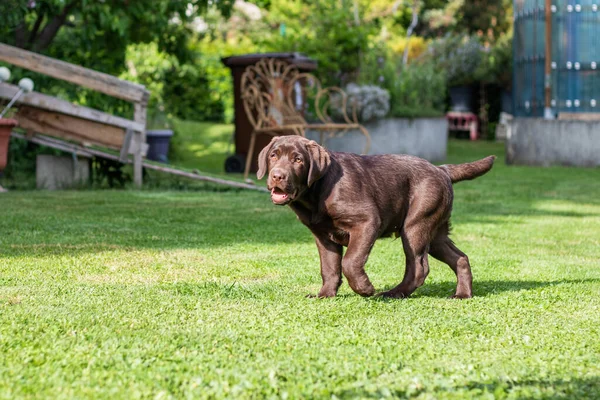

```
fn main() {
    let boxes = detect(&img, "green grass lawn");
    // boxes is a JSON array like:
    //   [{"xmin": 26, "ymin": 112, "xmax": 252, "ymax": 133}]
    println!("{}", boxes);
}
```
[
  {"xmin": 1, "ymin": 139, "xmax": 600, "ymax": 399},
  {"xmin": 169, "ymin": 119, "xmax": 234, "ymax": 174}
]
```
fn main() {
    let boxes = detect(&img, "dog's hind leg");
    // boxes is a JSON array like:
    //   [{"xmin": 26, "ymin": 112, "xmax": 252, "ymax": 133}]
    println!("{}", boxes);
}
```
[
  {"xmin": 379, "ymin": 187, "xmax": 446, "ymax": 298},
  {"xmin": 379, "ymin": 212, "xmax": 441, "ymax": 299},
  {"xmin": 429, "ymin": 225, "xmax": 473, "ymax": 299},
  {"xmin": 379, "ymin": 228, "xmax": 431, "ymax": 298}
]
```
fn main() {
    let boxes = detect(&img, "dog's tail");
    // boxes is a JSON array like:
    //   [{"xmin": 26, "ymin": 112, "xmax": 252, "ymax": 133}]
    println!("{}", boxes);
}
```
[{"xmin": 439, "ymin": 156, "xmax": 496, "ymax": 184}]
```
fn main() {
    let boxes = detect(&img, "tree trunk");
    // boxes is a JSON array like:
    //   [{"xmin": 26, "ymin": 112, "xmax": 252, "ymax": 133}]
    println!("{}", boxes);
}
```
[
  {"xmin": 33, "ymin": 1, "xmax": 78, "ymax": 52},
  {"xmin": 28, "ymin": 11, "xmax": 46, "ymax": 48},
  {"xmin": 14, "ymin": 22, "xmax": 29, "ymax": 49}
]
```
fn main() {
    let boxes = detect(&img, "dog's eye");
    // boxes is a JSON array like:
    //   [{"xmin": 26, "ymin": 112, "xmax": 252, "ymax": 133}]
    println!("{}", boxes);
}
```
[
  {"xmin": 294, "ymin": 157, "xmax": 303, "ymax": 164},
  {"xmin": 270, "ymin": 152, "xmax": 277, "ymax": 159}
]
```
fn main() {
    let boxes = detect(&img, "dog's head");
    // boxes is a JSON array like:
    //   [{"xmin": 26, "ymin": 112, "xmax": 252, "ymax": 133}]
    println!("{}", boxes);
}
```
[{"xmin": 257, "ymin": 136, "xmax": 331, "ymax": 205}]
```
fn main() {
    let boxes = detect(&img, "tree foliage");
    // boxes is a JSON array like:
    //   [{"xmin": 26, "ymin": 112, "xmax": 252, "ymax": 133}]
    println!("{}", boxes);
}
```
[
  {"xmin": 1, "ymin": 0, "xmax": 233, "ymax": 71},
  {"xmin": 0, "ymin": 0, "xmax": 234, "ymax": 120},
  {"xmin": 0, "ymin": 0, "xmax": 513, "ymax": 123},
  {"xmin": 422, "ymin": 0, "xmax": 512, "ymax": 41}
]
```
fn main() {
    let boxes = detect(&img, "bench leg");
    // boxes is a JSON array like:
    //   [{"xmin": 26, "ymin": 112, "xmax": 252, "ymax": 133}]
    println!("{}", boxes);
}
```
[{"xmin": 244, "ymin": 131, "xmax": 257, "ymax": 181}]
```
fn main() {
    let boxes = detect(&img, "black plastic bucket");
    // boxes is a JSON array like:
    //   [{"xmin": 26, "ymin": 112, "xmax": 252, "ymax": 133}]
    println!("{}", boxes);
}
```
[{"xmin": 146, "ymin": 130, "xmax": 173, "ymax": 163}]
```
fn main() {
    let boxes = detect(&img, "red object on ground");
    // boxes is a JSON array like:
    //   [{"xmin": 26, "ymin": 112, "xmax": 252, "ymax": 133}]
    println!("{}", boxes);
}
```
[
  {"xmin": 446, "ymin": 111, "xmax": 479, "ymax": 141},
  {"xmin": 0, "ymin": 119, "xmax": 18, "ymax": 171}
]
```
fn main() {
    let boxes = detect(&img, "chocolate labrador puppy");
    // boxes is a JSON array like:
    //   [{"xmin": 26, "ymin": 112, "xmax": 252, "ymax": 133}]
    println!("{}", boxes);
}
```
[{"xmin": 257, "ymin": 136, "xmax": 495, "ymax": 299}]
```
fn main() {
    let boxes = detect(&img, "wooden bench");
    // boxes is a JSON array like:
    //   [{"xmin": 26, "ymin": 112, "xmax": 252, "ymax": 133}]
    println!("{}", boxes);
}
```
[
  {"xmin": 0, "ymin": 43, "xmax": 150, "ymax": 187},
  {"xmin": 240, "ymin": 58, "xmax": 371, "ymax": 180}
]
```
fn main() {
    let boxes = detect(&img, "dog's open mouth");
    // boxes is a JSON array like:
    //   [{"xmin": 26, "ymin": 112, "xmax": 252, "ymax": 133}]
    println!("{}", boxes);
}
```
[{"xmin": 271, "ymin": 187, "xmax": 290, "ymax": 204}]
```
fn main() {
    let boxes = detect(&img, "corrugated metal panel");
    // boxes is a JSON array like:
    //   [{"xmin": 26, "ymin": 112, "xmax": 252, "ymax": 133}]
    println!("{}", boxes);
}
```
[{"xmin": 513, "ymin": 0, "xmax": 600, "ymax": 117}]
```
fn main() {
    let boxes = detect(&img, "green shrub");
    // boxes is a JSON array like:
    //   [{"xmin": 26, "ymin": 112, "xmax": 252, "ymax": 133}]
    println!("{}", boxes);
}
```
[
  {"xmin": 163, "ymin": 63, "xmax": 224, "ymax": 122},
  {"xmin": 476, "ymin": 32, "xmax": 513, "ymax": 89},
  {"xmin": 121, "ymin": 42, "xmax": 225, "ymax": 122},
  {"xmin": 388, "ymin": 61, "xmax": 447, "ymax": 119}
]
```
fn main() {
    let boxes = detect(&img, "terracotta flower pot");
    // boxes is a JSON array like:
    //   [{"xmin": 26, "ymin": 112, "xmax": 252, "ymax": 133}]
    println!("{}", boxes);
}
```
[{"xmin": 0, "ymin": 118, "xmax": 18, "ymax": 172}]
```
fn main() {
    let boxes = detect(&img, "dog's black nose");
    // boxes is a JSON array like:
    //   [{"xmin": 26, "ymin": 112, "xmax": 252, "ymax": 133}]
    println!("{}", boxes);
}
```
[{"xmin": 271, "ymin": 169, "xmax": 286, "ymax": 183}]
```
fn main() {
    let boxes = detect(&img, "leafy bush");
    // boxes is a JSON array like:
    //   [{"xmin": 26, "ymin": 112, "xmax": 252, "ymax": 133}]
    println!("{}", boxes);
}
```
[
  {"xmin": 388, "ymin": 61, "xmax": 447, "ymax": 119},
  {"xmin": 190, "ymin": 34, "xmax": 261, "ymax": 124},
  {"xmin": 354, "ymin": 45, "xmax": 446, "ymax": 120},
  {"xmin": 121, "ymin": 42, "xmax": 224, "ymax": 122},
  {"xmin": 476, "ymin": 32, "xmax": 513, "ymax": 89},
  {"xmin": 260, "ymin": 0, "xmax": 376, "ymax": 87},
  {"xmin": 163, "ymin": 63, "xmax": 224, "ymax": 122}
]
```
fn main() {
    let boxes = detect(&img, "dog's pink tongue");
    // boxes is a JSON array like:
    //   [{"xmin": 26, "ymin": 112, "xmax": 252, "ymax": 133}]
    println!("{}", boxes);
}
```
[{"xmin": 271, "ymin": 188, "xmax": 288, "ymax": 203}]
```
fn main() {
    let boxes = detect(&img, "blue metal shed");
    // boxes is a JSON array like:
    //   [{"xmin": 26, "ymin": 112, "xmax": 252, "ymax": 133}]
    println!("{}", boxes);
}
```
[{"xmin": 513, "ymin": 0, "xmax": 600, "ymax": 117}]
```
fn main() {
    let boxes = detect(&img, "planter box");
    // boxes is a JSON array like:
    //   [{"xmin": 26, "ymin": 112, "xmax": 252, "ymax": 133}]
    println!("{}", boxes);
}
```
[
  {"xmin": 307, "ymin": 117, "xmax": 448, "ymax": 162},
  {"xmin": 507, "ymin": 118, "xmax": 600, "ymax": 167}
]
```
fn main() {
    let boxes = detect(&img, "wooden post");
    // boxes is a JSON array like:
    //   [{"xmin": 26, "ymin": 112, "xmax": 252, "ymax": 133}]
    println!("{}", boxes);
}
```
[
  {"xmin": 544, "ymin": 0, "xmax": 553, "ymax": 118},
  {"xmin": 133, "ymin": 101, "xmax": 147, "ymax": 188}
]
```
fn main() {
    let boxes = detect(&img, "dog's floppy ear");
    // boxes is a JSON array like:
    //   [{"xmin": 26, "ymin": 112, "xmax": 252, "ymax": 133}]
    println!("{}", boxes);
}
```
[
  {"xmin": 256, "ymin": 136, "xmax": 281, "ymax": 180},
  {"xmin": 306, "ymin": 140, "xmax": 331, "ymax": 187}
]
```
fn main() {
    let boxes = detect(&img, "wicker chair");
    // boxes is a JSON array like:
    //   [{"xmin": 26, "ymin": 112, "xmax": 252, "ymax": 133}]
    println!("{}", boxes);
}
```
[{"xmin": 240, "ymin": 58, "xmax": 371, "ymax": 180}]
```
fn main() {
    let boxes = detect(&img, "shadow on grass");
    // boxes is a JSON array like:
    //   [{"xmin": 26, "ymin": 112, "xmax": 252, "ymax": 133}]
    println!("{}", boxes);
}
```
[
  {"xmin": 372, "ymin": 278, "xmax": 600, "ymax": 300},
  {"xmin": 332, "ymin": 375, "xmax": 600, "ymax": 399},
  {"xmin": 155, "ymin": 278, "xmax": 600, "ymax": 301}
]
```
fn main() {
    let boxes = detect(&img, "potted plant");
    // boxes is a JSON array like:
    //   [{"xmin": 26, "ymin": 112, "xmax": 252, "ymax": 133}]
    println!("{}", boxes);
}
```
[{"xmin": 0, "ymin": 67, "xmax": 28, "ymax": 191}]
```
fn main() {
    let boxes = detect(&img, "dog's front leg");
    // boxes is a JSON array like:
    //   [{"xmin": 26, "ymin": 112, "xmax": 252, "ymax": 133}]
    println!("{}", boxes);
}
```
[
  {"xmin": 342, "ymin": 224, "xmax": 378, "ymax": 297},
  {"xmin": 313, "ymin": 234, "xmax": 343, "ymax": 298}
]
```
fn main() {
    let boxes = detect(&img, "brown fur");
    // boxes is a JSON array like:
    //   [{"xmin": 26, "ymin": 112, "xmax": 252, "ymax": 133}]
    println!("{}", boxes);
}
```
[{"xmin": 257, "ymin": 136, "xmax": 495, "ymax": 299}]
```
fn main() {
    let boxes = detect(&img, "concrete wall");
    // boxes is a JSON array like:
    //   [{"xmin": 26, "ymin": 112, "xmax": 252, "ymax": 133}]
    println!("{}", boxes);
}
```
[
  {"xmin": 306, "ymin": 117, "xmax": 448, "ymax": 162},
  {"xmin": 37, "ymin": 155, "xmax": 90, "ymax": 190},
  {"xmin": 507, "ymin": 118, "xmax": 600, "ymax": 167}
]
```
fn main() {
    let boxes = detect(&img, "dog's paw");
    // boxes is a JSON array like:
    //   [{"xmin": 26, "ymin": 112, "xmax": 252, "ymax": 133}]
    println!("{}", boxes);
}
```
[
  {"xmin": 376, "ymin": 290, "xmax": 409, "ymax": 299},
  {"xmin": 317, "ymin": 291, "xmax": 337, "ymax": 298},
  {"xmin": 306, "ymin": 291, "xmax": 337, "ymax": 299},
  {"xmin": 450, "ymin": 293, "xmax": 472, "ymax": 299}
]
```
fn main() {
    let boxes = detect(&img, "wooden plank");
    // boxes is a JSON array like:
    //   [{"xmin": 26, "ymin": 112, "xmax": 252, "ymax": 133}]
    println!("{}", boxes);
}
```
[
  {"xmin": 15, "ymin": 106, "xmax": 125, "ymax": 149},
  {"xmin": 11, "ymin": 131, "xmax": 269, "ymax": 192},
  {"xmin": 0, "ymin": 82, "xmax": 144, "ymax": 132},
  {"xmin": 141, "ymin": 162, "xmax": 269, "ymax": 192},
  {"xmin": 0, "ymin": 43, "xmax": 149, "ymax": 103},
  {"xmin": 10, "ymin": 132, "xmax": 92, "ymax": 158}
]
